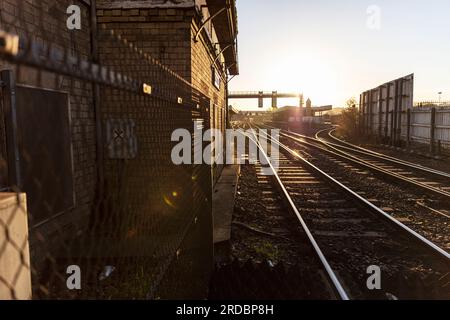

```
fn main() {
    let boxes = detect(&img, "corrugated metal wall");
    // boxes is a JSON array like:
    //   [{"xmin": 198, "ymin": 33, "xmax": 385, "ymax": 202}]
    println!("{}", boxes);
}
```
[{"xmin": 360, "ymin": 74, "xmax": 450, "ymax": 153}]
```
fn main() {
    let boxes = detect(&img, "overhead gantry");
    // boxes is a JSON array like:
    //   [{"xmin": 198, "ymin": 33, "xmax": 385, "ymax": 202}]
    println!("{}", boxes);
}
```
[{"xmin": 228, "ymin": 91, "xmax": 304, "ymax": 109}]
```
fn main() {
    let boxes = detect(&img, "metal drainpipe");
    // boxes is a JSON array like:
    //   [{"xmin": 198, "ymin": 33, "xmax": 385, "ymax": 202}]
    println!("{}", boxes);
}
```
[
  {"xmin": 0, "ymin": 70, "xmax": 22, "ymax": 190},
  {"xmin": 90, "ymin": 0, "xmax": 105, "ymax": 192}
]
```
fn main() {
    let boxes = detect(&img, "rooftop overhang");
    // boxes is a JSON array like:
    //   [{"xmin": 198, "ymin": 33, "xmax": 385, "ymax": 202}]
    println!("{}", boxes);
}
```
[{"xmin": 206, "ymin": 0, "xmax": 239, "ymax": 75}]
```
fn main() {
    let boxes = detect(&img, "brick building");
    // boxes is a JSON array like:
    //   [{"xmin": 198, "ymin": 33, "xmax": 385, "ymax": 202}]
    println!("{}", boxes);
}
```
[
  {"xmin": 97, "ymin": 0, "xmax": 239, "ymax": 182},
  {"xmin": 0, "ymin": 0, "xmax": 238, "ymax": 298},
  {"xmin": 0, "ymin": 0, "xmax": 98, "ymax": 272}
]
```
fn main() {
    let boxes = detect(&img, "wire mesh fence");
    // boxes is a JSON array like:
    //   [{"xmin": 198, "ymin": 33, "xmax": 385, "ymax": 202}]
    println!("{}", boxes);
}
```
[{"xmin": 0, "ymin": 0, "xmax": 213, "ymax": 299}]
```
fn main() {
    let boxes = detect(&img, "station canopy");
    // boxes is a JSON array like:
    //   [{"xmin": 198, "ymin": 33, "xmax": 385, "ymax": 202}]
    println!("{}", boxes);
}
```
[{"xmin": 207, "ymin": 0, "xmax": 239, "ymax": 75}]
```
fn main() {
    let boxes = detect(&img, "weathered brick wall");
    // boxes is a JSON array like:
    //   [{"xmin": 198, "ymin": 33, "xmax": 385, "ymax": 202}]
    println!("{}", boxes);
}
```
[
  {"xmin": 0, "ymin": 0, "xmax": 97, "ymax": 268},
  {"xmin": 1, "ymin": 0, "xmax": 228, "ymax": 297},
  {"xmin": 97, "ymin": 7, "xmax": 193, "ymax": 79},
  {"xmin": 190, "ymin": 22, "xmax": 227, "ymax": 182},
  {"xmin": 96, "ymin": 2, "xmax": 227, "ymax": 181},
  {"xmin": 96, "ymin": 5, "xmax": 214, "ymax": 298},
  {"xmin": 94, "ymin": 1, "xmax": 232, "ymax": 297}
]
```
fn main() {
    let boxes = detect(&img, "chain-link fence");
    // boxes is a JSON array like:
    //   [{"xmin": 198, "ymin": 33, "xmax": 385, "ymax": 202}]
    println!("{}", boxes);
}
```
[{"xmin": 0, "ymin": 0, "xmax": 213, "ymax": 299}]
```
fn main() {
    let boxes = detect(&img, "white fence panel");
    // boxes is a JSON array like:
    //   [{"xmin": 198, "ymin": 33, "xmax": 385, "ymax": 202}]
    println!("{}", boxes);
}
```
[{"xmin": 359, "ymin": 74, "xmax": 450, "ymax": 153}]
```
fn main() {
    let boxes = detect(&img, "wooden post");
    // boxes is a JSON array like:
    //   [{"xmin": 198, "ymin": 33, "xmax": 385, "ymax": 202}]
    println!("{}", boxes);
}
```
[{"xmin": 430, "ymin": 107, "xmax": 436, "ymax": 155}]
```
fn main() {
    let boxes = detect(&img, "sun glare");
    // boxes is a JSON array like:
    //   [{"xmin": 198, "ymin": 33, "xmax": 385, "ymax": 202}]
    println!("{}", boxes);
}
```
[{"xmin": 263, "ymin": 52, "xmax": 338, "ymax": 107}]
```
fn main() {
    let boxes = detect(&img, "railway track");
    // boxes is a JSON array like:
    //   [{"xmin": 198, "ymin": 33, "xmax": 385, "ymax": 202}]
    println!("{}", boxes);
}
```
[
  {"xmin": 257, "ymin": 123, "xmax": 450, "ymax": 249},
  {"xmin": 264, "ymin": 123, "xmax": 450, "ymax": 201},
  {"xmin": 245, "ymin": 125, "xmax": 449, "ymax": 299},
  {"xmin": 318, "ymin": 128, "xmax": 450, "ymax": 217},
  {"xmin": 317, "ymin": 128, "xmax": 450, "ymax": 196},
  {"xmin": 260, "ymin": 122, "xmax": 450, "ymax": 222}
]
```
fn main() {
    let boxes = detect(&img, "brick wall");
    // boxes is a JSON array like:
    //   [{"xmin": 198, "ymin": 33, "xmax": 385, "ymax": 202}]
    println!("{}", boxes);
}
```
[
  {"xmin": 190, "ymin": 22, "xmax": 227, "ymax": 182},
  {"xmin": 97, "ymin": 7, "xmax": 193, "ymax": 79},
  {"xmin": 96, "ymin": 4, "xmax": 214, "ymax": 298},
  {"xmin": 0, "ymin": 0, "xmax": 97, "ymax": 270},
  {"xmin": 0, "ymin": 0, "xmax": 229, "ymax": 298}
]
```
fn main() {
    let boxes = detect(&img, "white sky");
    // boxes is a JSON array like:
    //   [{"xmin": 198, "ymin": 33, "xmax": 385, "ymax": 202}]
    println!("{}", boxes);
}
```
[{"xmin": 229, "ymin": 0, "xmax": 450, "ymax": 110}]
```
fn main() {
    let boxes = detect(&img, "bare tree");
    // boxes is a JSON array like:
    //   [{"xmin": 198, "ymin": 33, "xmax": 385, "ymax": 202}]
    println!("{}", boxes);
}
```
[{"xmin": 339, "ymin": 97, "xmax": 359, "ymax": 138}]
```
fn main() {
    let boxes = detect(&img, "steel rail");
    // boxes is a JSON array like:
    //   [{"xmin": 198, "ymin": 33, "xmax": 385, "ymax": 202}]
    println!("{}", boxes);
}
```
[
  {"xmin": 244, "ymin": 128, "xmax": 350, "ymax": 301},
  {"xmin": 264, "ymin": 126, "xmax": 450, "ymax": 199},
  {"xmin": 263, "ymin": 123, "xmax": 449, "ymax": 179},
  {"xmin": 255, "ymin": 127, "xmax": 450, "ymax": 262},
  {"xmin": 322, "ymin": 128, "xmax": 450, "ymax": 179},
  {"xmin": 271, "ymin": 123, "xmax": 450, "ymax": 179}
]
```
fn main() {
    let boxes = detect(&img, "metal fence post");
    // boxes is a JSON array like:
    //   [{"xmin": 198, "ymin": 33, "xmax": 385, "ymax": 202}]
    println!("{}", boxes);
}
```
[
  {"xmin": 392, "ymin": 80, "xmax": 399, "ymax": 146},
  {"xmin": 359, "ymin": 94, "xmax": 363, "ymax": 135},
  {"xmin": 430, "ymin": 107, "xmax": 436, "ymax": 155},
  {"xmin": 390, "ymin": 110, "xmax": 395, "ymax": 145},
  {"xmin": 378, "ymin": 87, "xmax": 382, "ymax": 139},
  {"xmin": 368, "ymin": 90, "xmax": 372, "ymax": 137},
  {"xmin": 385, "ymin": 83, "xmax": 390, "ymax": 140},
  {"xmin": 397, "ymin": 79, "xmax": 403, "ymax": 146},
  {"xmin": 406, "ymin": 108, "xmax": 411, "ymax": 148},
  {"xmin": 90, "ymin": 0, "xmax": 105, "ymax": 197},
  {"xmin": 0, "ymin": 69, "xmax": 21, "ymax": 189}
]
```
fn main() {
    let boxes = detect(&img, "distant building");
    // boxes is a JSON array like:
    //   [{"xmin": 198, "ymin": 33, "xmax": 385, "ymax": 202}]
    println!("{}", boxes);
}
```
[{"xmin": 305, "ymin": 98, "xmax": 313, "ymax": 116}]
